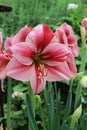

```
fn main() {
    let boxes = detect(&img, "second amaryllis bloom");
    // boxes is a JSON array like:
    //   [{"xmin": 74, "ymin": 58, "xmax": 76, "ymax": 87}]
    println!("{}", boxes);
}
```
[
  {"xmin": 53, "ymin": 23, "xmax": 79, "ymax": 57},
  {"xmin": 6, "ymin": 24, "xmax": 71, "ymax": 93}
]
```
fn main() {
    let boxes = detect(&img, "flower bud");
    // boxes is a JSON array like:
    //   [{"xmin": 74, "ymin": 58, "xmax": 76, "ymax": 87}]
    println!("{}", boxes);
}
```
[
  {"xmin": 70, "ymin": 105, "xmax": 82, "ymax": 129},
  {"xmin": 34, "ymin": 95, "xmax": 41, "ymax": 110},
  {"xmin": 80, "ymin": 76, "xmax": 87, "ymax": 88},
  {"xmin": 81, "ymin": 17, "xmax": 87, "ymax": 35}
]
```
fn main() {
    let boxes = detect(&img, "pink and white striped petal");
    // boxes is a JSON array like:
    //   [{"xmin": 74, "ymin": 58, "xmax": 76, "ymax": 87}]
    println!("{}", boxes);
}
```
[
  {"xmin": 10, "ymin": 43, "xmax": 34, "ymax": 65},
  {"xmin": 6, "ymin": 58, "xmax": 34, "ymax": 81},
  {"xmin": 29, "ymin": 64, "xmax": 46, "ymax": 93},
  {"xmin": 41, "ymin": 43, "xmax": 70, "ymax": 66},
  {"xmin": 45, "ymin": 63, "xmax": 73, "ymax": 82},
  {"xmin": 26, "ymin": 24, "xmax": 54, "ymax": 52},
  {"xmin": 12, "ymin": 25, "xmax": 32, "ymax": 44}
]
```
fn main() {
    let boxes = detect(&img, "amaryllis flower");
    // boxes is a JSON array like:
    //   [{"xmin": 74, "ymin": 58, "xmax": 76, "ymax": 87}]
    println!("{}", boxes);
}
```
[
  {"xmin": 53, "ymin": 23, "xmax": 79, "ymax": 57},
  {"xmin": 6, "ymin": 24, "xmax": 71, "ymax": 93},
  {"xmin": 52, "ymin": 23, "xmax": 79, "ymax": 76},
  {"xmin": 0, "ymin": 32, "xmax": 12, "ymax": 80},
  {"xmin": 81, "ymin": 17, "xmax": 87, "ymax": 35}
]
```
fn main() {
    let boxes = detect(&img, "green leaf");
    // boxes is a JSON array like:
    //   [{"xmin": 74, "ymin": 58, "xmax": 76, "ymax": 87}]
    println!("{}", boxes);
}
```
[
  {"xmin": 26, "ymin": 94, "xmax": 38, "ymax": 130},
  {"xmin": 61, "ymin": 79, "xmax": 73, "ymax": 130},
  {"xmin": 46, "ymin": 82, "xmax": 54, "ymax": 130},
  {"xmin": 0, "ymin": 117, "xmax": 5, "ymax": 122}
]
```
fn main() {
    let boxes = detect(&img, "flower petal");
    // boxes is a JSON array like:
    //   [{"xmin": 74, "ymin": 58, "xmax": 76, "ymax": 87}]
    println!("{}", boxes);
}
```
[
  {"xmin": 6, "ymin": 58, "xmax": 33, "ymax": 81},
  {"xmin": 4, "ymin": 35, "xmax": 14, "ymax": 54},
  {"xmin": 12, "ymin": 25, "xmax": 32, "ymax": 44},
  {"xmin": 69, "ymin": 44, "xmax": 79, "ymax": 57},
  {"xmin": 68, "ymin": 35, "xmax": 77, "ymax": 45},
  {"xmin": 68, "ymin": 35, "xmax": 79, "ymax": 57},
  {"xmin": 45, "ymin": 63, "xmax": 72, "ymax": 82},
  {"xmin": 26, "ymin": 24, "xmax": 54, "ymax": 52},
  {"xmin": 0, "ymin": 54, "xmax": 9, "ymax": 79},
  {"xmin": 52, "ymin": 28, "xmax": 68, "ymax": 44},
  {"xmin": 81, "ymin": 17, "xmax": 87, "ymax": 35},
  {"xmin": 41, "ymin": 43, "xmax": 70, "ymax": 66},
  {"xmin": 11, "ymin": 43, "xmax": 34, "ymax": 65},
  {"xmin": 30, "ymin": 64, "xmax": 46, "ymax": 93},
  {"xmin": 66, "ymin": 52, "xmax": 77, "ymax": 74},
  {"xmin": 61, "ymin": 22, "xmax": 74, "ymax": 36}
]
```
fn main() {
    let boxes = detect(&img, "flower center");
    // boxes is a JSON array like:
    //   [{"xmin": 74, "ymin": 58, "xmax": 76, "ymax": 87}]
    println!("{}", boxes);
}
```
[
  {"xmin": 33, "ymin": 53, "xmax": 48, "ymax": 81},
  {"xmin": 33, "ymin": 53, "xmax": 43, "ymax": 64}
]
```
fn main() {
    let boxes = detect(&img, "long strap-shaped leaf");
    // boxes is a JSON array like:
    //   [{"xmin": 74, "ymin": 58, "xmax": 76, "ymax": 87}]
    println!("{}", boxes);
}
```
[
  {"xmin": 61, "ymin": 79, "xmax": 73, "ymax": 130},
  {"xmin": 46, "ymin": 82, "xmax": 56, "ymax": 130},
  {"xmin": 26, "ymin": 94, "xmax": 38, "ymax": 130}
]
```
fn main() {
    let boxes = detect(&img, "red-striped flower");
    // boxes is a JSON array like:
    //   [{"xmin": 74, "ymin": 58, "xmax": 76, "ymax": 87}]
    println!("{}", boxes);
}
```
[{"xmin": 6, "ymin": 24, "xmax": 71, "ymax": 93}]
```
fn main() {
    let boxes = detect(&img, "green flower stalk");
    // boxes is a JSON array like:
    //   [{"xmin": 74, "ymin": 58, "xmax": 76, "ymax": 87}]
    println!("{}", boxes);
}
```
[
  {"xmin": 74, "ymin": 26, "xmax": 87, "ymax": 109},
  {"xmin": 26, "ymin": 83, "xmax": 38, "ymax": 130},
  {"xmin": 7, "ymin": 78, "xmax": 12, "ymax": 130}
]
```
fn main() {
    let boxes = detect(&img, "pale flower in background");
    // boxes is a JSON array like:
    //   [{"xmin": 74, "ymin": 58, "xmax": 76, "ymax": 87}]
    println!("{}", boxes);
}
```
[
  {"xmin": 12, "ymin": 91, "xmax": 23, "ymax": 98},
  {"xmin": 67, "ymin": 3, "xmax": 78, "ymax": 10}
]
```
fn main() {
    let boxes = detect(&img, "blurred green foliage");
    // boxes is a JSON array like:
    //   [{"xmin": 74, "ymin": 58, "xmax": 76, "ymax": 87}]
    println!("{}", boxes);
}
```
[{"xmin": 0, "ymin": 0, "xmax": 82, "ymax": 38}]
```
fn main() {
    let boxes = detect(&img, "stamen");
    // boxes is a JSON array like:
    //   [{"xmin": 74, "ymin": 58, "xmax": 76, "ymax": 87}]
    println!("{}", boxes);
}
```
[{"xmin": 38, "ymin": 64, "xmax": 48, "ymax": 78}]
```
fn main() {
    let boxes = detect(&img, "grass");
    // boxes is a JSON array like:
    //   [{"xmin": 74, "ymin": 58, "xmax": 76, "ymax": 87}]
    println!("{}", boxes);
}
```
[{"xmin": 0, "ymin": 0, "xmax": 82, "ymax": 37}]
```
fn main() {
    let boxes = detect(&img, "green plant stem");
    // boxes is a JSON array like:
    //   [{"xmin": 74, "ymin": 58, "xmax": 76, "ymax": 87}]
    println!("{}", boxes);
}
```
[
  {"xmin": 39, "ymin": 105, "xmax": 47, "ymax": 130},
  {"xmin": 26, "ymin": 83, "xmax": 38, "ymax": 130},
  {"xmin": 74, "ymin": 48, "xmax": 87, "ymax": 109},
  {"xmin": 7, "ymin": 78, "xmax": 12, "ymax": 130},
  {"xmin": 74, "ymin": 27, "xmax": 87, "ymax": 109},
  {"xmin": 28, "ymin": 83, "xmax": 35, "ymax": 115},
  {"xmin": 46, "ymin": 82, "xmax": 54, "ymax": 130}
]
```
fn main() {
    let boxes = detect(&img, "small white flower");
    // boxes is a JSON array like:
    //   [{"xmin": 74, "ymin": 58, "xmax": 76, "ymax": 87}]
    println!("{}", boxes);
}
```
[
  {"xmin": 67, "ymin": 3, "xmax": 78, "ymax": 10},
  {"xmin": 12, "ymin": 91, "xmax": 23, "ymax": 98}
]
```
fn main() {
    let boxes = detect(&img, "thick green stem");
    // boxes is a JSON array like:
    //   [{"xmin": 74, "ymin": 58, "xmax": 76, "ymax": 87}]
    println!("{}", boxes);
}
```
[
  {"xmin": 74, "ymin": 48, "xmax": 87, "ymax": 109},
  {"xmin": 39, "ymin": 105, "xmax": 47, "ymax": 130},
  {"xmin": 28, "ymin": 82, "xmax": 35, "ymax": 116},
  {"xmin": 74, "ymin": 27, "xmax": 87, "ymax": 109},
  {"xmin": 26, "ymin": 83, "xmax": 38, "ymax": 130},
  {"xmin": 7, "ymin": 78, "xmax": 12, "ymax": 130}
]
